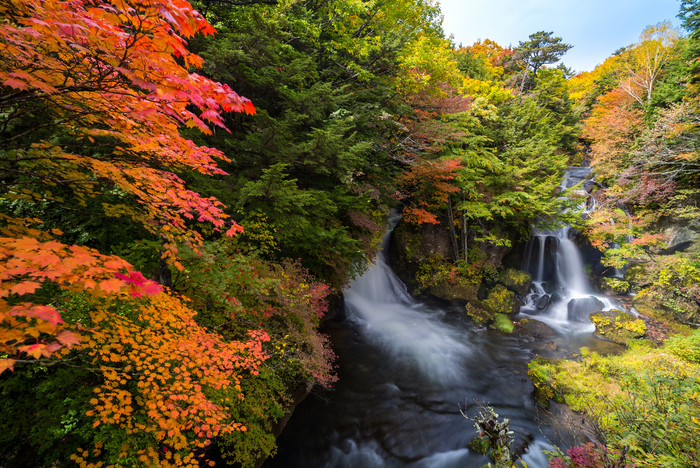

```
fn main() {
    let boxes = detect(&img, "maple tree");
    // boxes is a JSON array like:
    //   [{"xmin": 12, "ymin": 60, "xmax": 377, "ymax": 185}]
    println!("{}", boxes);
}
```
[
  {"xmin": 0, "ymin": 0, "xmax": 258, "ymax": 368},
  {"xmin": 583, "ymin": 88, "xmax": 644, "ymax": 183},
  {"xmin": 400, "ymin": 157, "xmax": 462, "ymax": 225},
  {"xmin": 0, "ymin": 0, "xmax": 255, "ymax": 262},
  {"xmin": 68, "ymin": 292, "xmax": 269, "ymax": 467}
]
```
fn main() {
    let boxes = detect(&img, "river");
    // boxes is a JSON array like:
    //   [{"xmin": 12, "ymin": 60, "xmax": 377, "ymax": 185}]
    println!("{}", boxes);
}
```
[{"xmin": 265, "ymin": 168, "xmax": 620, "ymax": 468}]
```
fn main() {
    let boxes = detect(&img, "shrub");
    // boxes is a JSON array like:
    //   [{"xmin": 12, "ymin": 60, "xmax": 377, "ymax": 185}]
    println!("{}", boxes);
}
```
[
  {"xmin": 498, "ymin": 268, "xmax": 532, "ymax": 295},
  {"xmin": 602, "ymin": 277, "xmax": 630, "ymax": 295},
  {"xmin": 664, "ymin": 330, "xmax": 700, "ymax": 363},
  {"xmin": 484, "ymin": 285, "xmax": 516, "ymax": 315}
]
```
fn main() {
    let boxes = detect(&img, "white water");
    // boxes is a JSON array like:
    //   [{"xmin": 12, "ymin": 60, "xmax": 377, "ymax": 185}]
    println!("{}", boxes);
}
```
[
  {"xmin": 267, "ymin": 182, "xmax": 614, "ymax": 467},
  {"xmin": 344, "ymin": 218, "xmax": 473, "ymax": 385},
  {"xmin": 520, "ymin": 167, "xmax": 619, "ymax": 333}
]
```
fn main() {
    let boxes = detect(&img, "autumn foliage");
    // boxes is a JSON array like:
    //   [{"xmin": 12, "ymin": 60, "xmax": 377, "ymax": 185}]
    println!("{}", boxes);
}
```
[
  {"xmin": 0, "ymin": 0, "xmax": 284, "ymax": 465},
  {"xmin": 0, "ymin": 0, "xmax": 256, "ymax": 363},
  {"xmin": 71, "ymin": 293, "xmax": 269, "ymax": 467},
  {"xmin": 0, "ymin": 0, "xmax": 254, "ymax": 261}
]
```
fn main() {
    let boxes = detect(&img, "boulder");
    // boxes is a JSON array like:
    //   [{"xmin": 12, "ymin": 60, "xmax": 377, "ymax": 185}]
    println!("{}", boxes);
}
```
[
  {"xmin": 566, "ymin": 296, "xmax": 604, "ymax": 322},
  {"xmin": 535, "ymin": 294, "xmax": 551, "ymax": 311}
]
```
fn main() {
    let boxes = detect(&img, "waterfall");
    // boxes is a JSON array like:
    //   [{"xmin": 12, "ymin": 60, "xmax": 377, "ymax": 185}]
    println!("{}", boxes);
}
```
[
  {"xmin": 520, "ymin": 167, "xmax": 618, "ymax": 333},
  {"xmin": 344, "ymin": 215, "xmax": 473, "ymax": 385},
  {"xmin": 266, "ymin": 208, "xmax": 608, "ymax": 468}
]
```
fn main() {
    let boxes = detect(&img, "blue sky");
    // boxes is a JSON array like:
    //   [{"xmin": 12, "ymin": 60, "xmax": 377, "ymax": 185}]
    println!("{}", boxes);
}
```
[{"xmin": 438, "ymin": 0, "xmax": 683, "ymax": 73}]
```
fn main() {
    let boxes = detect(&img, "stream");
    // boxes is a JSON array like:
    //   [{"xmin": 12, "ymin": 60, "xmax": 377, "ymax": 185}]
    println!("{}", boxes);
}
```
[{"xmin": 265, "ymin": 168, "xmax": 620, "ymax": 468}]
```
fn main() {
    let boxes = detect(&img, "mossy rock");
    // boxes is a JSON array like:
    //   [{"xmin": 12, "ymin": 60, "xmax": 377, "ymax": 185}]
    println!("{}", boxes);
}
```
[
  {"xmin": 493, "ymin": 314, "xmax": 514, "ymax": 334},
  {"xmin": 484, "ymin": 285, "xmax": 517, "ymax": 316},
  {"xmin": 465, "ymin": 302, "xmax": 494, "ymax": 325},
  {"xmin": 498, "ymin": 268, "xmax": 532, "ymax": 296},
  {"xmin": 590, "ymin": 310, "xmax": 646, "ymax": 344},
  {"xmin": 528, "ymin": 358, "xmax": 560, "ymax": 406},
  {"xmin": 427, "ymin": 279, "xmax": 479, "ymax": 302}
]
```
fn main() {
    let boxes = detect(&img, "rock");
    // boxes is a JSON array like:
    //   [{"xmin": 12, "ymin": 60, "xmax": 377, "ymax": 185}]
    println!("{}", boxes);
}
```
[
  {"xmin": 536, "ymin": 401, "xmax": 603, "ymax": 448},
  {"xmin": 660, "ymin": 224, "xmax": 697, "ymax": 254},
  {"xmin": 591, "ymin": 311, "xmax": 647, "ymax": 344},
  {"xmin": 535, "ymin": 294, "xmax": 551, "ymax": 311},
  {"xmin": 427, "ymin": 279, "xmax": 479, "ymax": 303},
  {"xmin": 499, "ymin": 268, "xmax": 532, "ymax": 296},
  {"xmin": 567, "ymin": 297, "xmax": 604, "ymax": 322},
  {"xmin": 493, "ymin": 313, "xmax": 515, "ymax": 334}
]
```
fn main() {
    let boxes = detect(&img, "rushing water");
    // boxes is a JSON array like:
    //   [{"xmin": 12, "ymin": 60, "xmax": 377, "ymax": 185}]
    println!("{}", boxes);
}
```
[
  {"xmin": 265, "ymin": 169, "xmax": 617, "ymax": 468},
  {"xmin": 519, "ymin": 167, "xmax": 619, "ymax": 333}
]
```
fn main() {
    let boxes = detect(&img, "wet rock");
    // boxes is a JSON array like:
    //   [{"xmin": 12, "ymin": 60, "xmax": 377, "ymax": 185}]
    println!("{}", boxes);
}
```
[
  {"xmin": 567, "ymin": 297, "xmax": 604, "ymax": 322},
  {"xmin": 535, "ymin": 294, "xmax": 551, "ymax": 310},
  {"xmin": 536, "ymin": 401, "xmax": 602, "ymax": 448},
  {"xmin": 661, "ymin": 224, "xmax": 698, "ymax": 254},
  {"xmin": 499, "ymin": 268, "xmax": 532, "ymax": 296}
]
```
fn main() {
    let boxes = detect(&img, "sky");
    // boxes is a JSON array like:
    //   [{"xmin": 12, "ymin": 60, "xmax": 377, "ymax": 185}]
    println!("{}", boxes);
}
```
[{"xmin": 438, "ymin": 0, "xmax": 684, "ymax": 73}]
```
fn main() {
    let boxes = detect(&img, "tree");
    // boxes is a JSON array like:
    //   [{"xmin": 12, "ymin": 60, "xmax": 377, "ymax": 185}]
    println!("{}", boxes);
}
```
[
  {"xmin": 0, "ymin": 0, "xmax": 255, "ymax": 264},
  {"xmin": 510, "ymin": 31, "xmax": 572, "ymax": 92},
  {"xmin": 0, "ymin": 0, "xmax": 258, "ymax": 364},
  {"xmin": 583, "ymin": 88, "xmax": 644, "ymax": 183},
  {"xmin": 618, "ymin": 22, "xmax": 680, "ymax": 106}
]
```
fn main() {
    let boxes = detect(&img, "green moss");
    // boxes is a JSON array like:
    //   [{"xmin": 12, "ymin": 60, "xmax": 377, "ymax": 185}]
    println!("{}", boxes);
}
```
[
  {"xmin": 498, "ymin": 268, "xmax": 531, "ymax": 295},
  {"xmin": 465, "ymin": 302, "xmax": 494, "ymax": 325},
  {"xmin": 484, "ymin": 285, "xmax": 516, "ymax": 315},
  {"xmin": 467, "ymin": 436, "xmax": 490, "ymax": 455},
  {"xmin": 415, "ymin": 255, "xmax": 480, "ymax": 301},
  {"xmin": 528, "ymin": 358, "xmax": 558, "ymax": 405},
  {"xmin": 493, "ymin": 314, "xmax": 514, "ymax": 334}
]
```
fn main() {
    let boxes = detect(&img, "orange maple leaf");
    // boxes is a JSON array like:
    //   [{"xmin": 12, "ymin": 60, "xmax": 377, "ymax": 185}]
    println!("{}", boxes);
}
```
[
  {"xmin": 9, "ymin": 281, "xmax": 42, "ymax": 295},
  {"xmin": 55, "ymin": 330, "xmax": 82, "ymax": 348},
  {"xmin": 99, "ymin": 278, "xmax": 126, "ymax": 294},
  {"xmin": 0, "ymin": 358, "xmax": 15, "ymax": 375}
]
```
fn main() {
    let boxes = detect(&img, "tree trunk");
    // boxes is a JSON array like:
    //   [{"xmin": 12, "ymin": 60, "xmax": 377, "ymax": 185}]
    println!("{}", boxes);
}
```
[
  {"xmin": 460, "ymin": 193, "xmax": 468, "ymax": 262},
  {"xmin": 446, "ymin": 196, "xmax": 460, "ymax": 261}
]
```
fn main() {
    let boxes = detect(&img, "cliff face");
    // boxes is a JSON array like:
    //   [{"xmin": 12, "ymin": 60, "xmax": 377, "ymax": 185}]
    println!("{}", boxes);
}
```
[{"xmin": 388, "ymin": 217, "xmax": 527, "ymax": 308}]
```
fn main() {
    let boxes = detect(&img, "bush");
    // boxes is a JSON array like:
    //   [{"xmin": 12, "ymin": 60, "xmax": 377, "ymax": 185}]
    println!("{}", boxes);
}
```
[
  {"xmin": 664, "ymin": 329, "xmax": 700, "ymax": 363},
  {"xmin": 498, "ymin": 268, "xmax": 532, "ymax": 295},
  {"xmin": 533, "ymin": 345, "xmax": 700, "ymax": 468},
  {"xmin": 602, "ymin": 277, "xmax": 630, "ymax": 295},
  {"xmin": 484, "ymin": 285, "xmax": 516, "ymax": 315}
]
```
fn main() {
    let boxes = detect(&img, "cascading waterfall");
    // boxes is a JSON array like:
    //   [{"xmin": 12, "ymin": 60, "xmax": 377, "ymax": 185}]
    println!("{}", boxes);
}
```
[
  {"xmin": 266, "ymin": 216, "xmax": 575, "ymax": 468},
  {"xmin": 520, "ymin": 167, "xmax": 618, "ymax": 332},
  {"xmin": 343, "ymin": 214, "xmax": 473, "ymax": 385}
]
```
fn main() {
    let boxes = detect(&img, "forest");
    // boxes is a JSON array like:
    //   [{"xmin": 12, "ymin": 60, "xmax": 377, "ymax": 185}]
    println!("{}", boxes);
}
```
[{"xmin": 0, "ymin": 0, "xmax": 698, "ymax": 467}]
